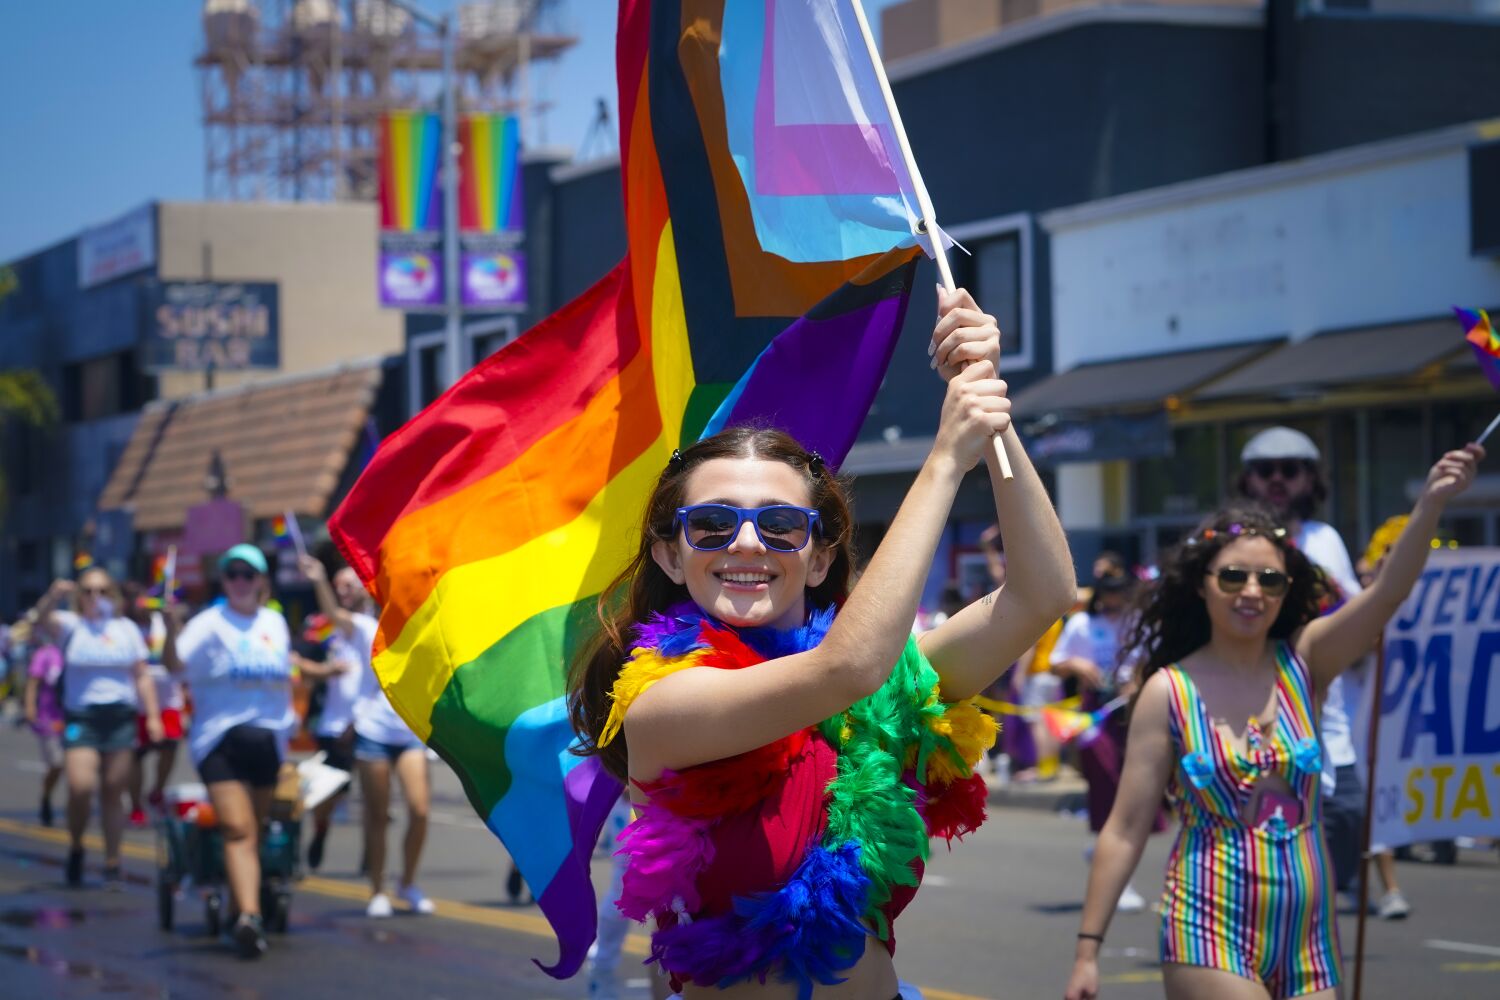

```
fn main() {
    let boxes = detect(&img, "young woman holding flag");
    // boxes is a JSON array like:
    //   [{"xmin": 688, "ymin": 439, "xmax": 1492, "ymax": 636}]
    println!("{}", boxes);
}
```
[
  {"xmin": 1063, "ymin": 442, "xmax": 1482, "ymax": 1000},
  {"xmin": 569, "ymin": 290, "xmax": 1077, "ymax": 999}
]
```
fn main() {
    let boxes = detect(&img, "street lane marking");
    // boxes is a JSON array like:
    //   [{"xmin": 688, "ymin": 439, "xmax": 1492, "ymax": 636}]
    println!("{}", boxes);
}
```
[
  {"xmin": 1441, "ymin": 961, "xmax": 1500, "ymax": 973},
  {"xmin": 1100, "ymin": 971, "xmax": 1163, "ymax": 984},
  {"xmin": 1425, "ymin": 940, "xmax": 1500, "ymax": 958},
  {"xmin": 0, "ymin": 817, "xmax": 993, "ymax": 999}
]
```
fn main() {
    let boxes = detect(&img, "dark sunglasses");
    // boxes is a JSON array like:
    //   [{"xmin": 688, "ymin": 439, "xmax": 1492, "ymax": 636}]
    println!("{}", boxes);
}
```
[
  {"xmin": 223, "ymin": 567, "xmax": 258, "ymax": 582},
  {"xmin": 80, "ymin": 587, "xmax": 111, "ymax": 597},
  {"xmin": 1211, "ymin": 565, "xmax": 1291, "ymax": 598},
  {"xmin": 675, "ymin": 504, "xmax": 820, "ymax": 552},
  {"xmin": 1248, "ymin": 459, "xmax": 1306, "ymax": 481}
]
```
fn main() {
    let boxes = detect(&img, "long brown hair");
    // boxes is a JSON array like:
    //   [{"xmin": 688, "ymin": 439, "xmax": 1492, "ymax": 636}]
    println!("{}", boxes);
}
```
[
  {"xmin": 568, "ymin": 426, "xmax": 856, "ymax": 782},
  {"xmin": 1124, "ymin": 503, "xmax": 1328, "ymax": 703}
]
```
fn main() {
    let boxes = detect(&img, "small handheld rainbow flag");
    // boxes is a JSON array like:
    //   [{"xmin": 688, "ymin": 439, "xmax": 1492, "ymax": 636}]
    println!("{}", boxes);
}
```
[
  {"xmin": 1042, "ymin": 696, "xmax": 1128, "ymax": 747},
  {"xmin": 1457, "ymin": 306, "xmax": 1500, "ymax": 390},
  {"xmin": 270, "ymin": 515, "xmax": 293, "ymax": 547},
  {"xmin": 72, "ymin": 552, "xmax": 94, "ymax": 572},
  {"xmin": 302, "ymin": 613, "xmax": 338, "ymax": 646}
]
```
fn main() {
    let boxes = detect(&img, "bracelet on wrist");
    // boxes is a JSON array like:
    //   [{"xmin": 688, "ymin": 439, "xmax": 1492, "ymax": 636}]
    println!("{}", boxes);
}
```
[{"xmin": 1077, "ymin": 932, "xmax": 1104, "ymax": 943}]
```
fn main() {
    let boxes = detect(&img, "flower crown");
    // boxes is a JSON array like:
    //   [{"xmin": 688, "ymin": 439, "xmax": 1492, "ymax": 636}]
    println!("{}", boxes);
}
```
[{"xmin": 1183, "ymin": 522, "xmax": 1289, "ymax": 548}]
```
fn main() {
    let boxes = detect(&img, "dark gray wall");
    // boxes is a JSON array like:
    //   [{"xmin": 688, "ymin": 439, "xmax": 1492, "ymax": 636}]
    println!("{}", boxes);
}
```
[{"xmin": 1292, "ymin": 10, "xmax": 1500, "ymax": 158}]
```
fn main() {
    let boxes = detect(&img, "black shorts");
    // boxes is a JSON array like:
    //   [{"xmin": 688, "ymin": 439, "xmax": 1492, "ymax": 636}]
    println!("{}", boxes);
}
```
[
  {"xmin": 198, "ymin": 724, "xmax": 282, "ymax": 788},
  {"xmin": 316, "ymin": 732, "xmax": 354, "ymax": 773}
]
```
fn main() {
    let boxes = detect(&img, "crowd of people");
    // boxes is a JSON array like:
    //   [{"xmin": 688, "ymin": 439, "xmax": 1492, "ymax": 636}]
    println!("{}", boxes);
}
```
[
  {"xmin": 0, "ymin": 284, "xmax": 1487, "ymax": 1000},
  {"xmin": 0, "ymin": 542, "xmax": 438, "ymax": 961}
]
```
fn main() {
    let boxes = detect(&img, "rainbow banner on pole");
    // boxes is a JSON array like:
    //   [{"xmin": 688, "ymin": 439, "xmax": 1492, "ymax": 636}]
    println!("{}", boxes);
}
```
[
  {"xmin": 459, "ymin": 114, "xmax": 524, "ymax": 234},
  {"xmin": 333, "ymin": 0, "xmax": 936, "ymax": 978},
  {"xmin": 458, "ymin": 113, "xmax": 527, "ymax": 311},
  {"xmin": 377, "ymin": 110, "xmax": 445, "ymax": 308}
]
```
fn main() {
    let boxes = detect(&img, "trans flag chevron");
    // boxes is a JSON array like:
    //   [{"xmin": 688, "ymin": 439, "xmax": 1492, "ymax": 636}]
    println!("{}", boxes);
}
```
[{"xmin": 330, "ymin": 0, "xmax": 937, "ymax": 979}]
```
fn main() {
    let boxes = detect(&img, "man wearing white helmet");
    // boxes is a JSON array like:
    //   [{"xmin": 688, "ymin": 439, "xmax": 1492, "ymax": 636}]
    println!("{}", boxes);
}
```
[{"xmin": 1237, "ymin": 426, "xmax": 1359, "ymax": 591}]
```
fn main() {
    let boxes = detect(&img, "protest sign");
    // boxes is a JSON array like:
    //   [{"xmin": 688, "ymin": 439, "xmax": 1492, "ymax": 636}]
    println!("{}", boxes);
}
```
[{"xmin": 1366, "ymin": 548, "xmax": 1500, "ymax": 848}]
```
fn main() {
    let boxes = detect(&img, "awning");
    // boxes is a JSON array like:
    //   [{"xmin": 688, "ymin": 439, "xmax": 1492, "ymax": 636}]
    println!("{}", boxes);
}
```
[
  {"xmin": 1193, "ymin": 317, "xmax": 1465, "ymax": 401},
  {"xmin": 98, "ymin": 361, "xmax": 383, "ymax": 532},
  {"xmin": 1010, "ymin": 340, "xmax": 1277, "ymax": 416}
]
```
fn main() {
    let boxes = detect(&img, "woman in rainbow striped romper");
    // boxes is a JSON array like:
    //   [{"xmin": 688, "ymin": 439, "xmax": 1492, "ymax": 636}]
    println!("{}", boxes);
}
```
[{"xmin": 1064, "ymin": 441, "xmax": 1482, "ymax": 1000}]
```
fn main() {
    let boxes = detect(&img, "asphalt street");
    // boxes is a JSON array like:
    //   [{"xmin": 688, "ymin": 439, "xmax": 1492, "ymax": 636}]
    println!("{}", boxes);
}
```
[{"xmin": 0, "ymin": 720, "xmax": 1495, "ymax": 999}]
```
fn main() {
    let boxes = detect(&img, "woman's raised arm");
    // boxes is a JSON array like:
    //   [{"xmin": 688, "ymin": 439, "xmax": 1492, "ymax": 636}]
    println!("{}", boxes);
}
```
[
  {"xmin": 1297, "ymin": 443, "xmax": 1482, "ymax": 691},
  {"xmin": 920, "ymin": 288, "xmax": 1076, "ymax": 698}
]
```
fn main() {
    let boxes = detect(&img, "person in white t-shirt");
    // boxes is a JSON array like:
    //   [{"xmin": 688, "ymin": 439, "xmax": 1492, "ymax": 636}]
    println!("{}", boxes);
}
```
[
  {"xmin": 300, "ymin": 555, "xmax": 435, "ymax": 920},
  {"xmin": 32, "ymin": 568, "xmax": 160, "ymax": 889},
  {"xmin": 164, "ymin": 544, "xmax": 294, "ymax": 959}
]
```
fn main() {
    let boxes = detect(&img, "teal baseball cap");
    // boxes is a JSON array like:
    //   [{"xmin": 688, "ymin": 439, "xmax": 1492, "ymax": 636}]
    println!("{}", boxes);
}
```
[{"xmin": 218, "ymin": 543, "xmax": 269, "ymax": 575}]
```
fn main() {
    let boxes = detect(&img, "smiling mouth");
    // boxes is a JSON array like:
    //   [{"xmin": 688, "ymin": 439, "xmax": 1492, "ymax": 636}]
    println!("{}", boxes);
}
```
[{"xmin": 716, "ymin": 570, "xmax": 774, "ymax": 589}]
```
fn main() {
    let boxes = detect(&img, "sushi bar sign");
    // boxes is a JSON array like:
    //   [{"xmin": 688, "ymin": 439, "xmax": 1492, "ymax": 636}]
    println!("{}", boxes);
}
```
[{"xmin": 144, "ymin": 281, "xmax": 280, "ymax": 372}]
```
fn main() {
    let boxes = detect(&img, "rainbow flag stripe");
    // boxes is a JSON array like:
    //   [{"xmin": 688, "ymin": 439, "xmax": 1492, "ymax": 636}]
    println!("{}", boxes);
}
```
[
  {"xmin": 332, "ymin": 0, "xmax": 930, "ymax": 978},
  {"xmin": 459, "ymin": 114, "xmax": 524, "ymax": 234},
  {"xmin": 1456, "ymin": 306, "xmax": 1500, "ymax": 390},
  {"xmin": 378, "ymin": 111, "xmax": 443, "ymax": 233}
]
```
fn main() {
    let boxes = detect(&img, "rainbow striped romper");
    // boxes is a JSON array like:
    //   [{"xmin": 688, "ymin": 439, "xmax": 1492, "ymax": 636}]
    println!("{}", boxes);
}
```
[{"xmin": 1160, "ymin": 643, "xmax": 1342, "ymax": 997}]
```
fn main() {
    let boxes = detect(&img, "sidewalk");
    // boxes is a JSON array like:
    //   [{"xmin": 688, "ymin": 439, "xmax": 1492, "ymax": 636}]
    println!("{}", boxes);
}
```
[{"xmin": 983, "ymin": 764, "xmax": 1089, "ymax": 814}]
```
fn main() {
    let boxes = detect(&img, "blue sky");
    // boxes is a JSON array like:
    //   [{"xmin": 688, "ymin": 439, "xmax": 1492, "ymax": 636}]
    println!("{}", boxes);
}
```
[{"xmin": 0, "ymin": 0, "xmax": 898, "ymax": 263}]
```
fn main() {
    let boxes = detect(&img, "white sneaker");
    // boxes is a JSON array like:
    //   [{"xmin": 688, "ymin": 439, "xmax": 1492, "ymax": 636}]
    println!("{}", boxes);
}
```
[
  {"xmin": 1377, "ymin": 890, "xmax": 1410, "ymax": 920},
  {"xmin": 399, "ymin": 884, "xmax": 436, "ymax": 915},
  {"xmin": 366, "ymin": 892, "xmax": 394, "ymax": 918},
  {"xmin": 1117, "ymin": 882, "xmax": 1146, "ymax": 913}
]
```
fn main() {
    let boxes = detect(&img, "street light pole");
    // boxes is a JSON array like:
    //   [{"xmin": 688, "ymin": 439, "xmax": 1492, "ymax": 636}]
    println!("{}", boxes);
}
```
[
  {"xmin": 440, "ymin": 14, "xmax": 463, "ymax": 387},
  {"xmin": 387, "ymin": 0, "xmax": 464, "ymax": 388}
]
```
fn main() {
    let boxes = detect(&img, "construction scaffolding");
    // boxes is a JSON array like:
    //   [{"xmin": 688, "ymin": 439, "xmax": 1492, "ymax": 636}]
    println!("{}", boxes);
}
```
[{"xmin": 198, "ymin": 0, "xmax": 576, "ymax": 202}]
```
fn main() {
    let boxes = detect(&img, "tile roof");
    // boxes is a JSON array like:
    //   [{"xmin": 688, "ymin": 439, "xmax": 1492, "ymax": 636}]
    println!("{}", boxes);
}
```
[{"xmin": 99, "ymin": 362, "xmax": 383, "ymax": 531}]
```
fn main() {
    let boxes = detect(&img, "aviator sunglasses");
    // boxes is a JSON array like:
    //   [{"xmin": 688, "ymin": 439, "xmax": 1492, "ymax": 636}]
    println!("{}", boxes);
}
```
[
  {"xmin": 1248, "ymin": 459, "xmax": 1306, "ymax": 481},
  {"xmin": 675, "ymin": 504, "xmax": 821, "ymax": 552},
  {"xmin": 1211, "ymin": 565, "xmax": 1291, "ymax": 598}
]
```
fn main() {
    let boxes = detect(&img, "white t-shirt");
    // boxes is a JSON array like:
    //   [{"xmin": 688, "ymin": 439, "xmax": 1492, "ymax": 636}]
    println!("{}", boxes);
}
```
[
  {"xmin": 315, "ymin": 629, "xmax": 366, "ymax": 738},
  {"xmin": 1295, "ymin": 520, "xmax": 1365, "ymax": 786},
  {"xmin": 348, "ymin": 612, "xmax": 418, "ymax": 747},
  {"xmin": 1051, "ymin": 611, "xmax": 1137, "ymax": 687},
  {"xmin": 175, "ymin": 605, "xmax": 296, "ymax": 765},
  {"xmin": 139, "ymin": 613, "xmax": 185, "ymax": 712},
  {"xmin": 54, "ymin": 610, "xmax": 149, "ymax": 713},
  {"xmin": 1297, "ymin": 520, "xmax": 1361, "ymax": 598}
]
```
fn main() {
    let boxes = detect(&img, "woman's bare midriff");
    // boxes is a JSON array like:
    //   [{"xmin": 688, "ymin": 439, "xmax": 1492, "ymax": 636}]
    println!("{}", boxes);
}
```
[{"xmin": 678, "ymin": 934, "xmax": 899, "ymax": 999}]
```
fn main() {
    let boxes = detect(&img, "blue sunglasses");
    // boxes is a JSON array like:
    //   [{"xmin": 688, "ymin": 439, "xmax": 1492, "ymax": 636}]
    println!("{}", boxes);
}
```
[{"xmin": 675, "ymin": 504, "xmax": 821, "ymax": 552}]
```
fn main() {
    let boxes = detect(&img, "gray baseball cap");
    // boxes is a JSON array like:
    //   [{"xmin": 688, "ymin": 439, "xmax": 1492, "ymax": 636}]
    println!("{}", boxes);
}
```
[{"xmin": 1241, "ymin": 426, "xmax": 1320, "ymax": 464}]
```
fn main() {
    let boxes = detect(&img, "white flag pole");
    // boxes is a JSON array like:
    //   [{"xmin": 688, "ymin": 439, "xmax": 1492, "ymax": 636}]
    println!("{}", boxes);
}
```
[
  {"xmin": 284, "ymin": 509, "xmax": 309, "ymax": 563},
  {"xmin": 846, "ymin": 0, "xmax": 1014, "ymax": 480},
  {"xmin": 1475, "ymin": 410, "xmax": 1500, "ymax": 447}
]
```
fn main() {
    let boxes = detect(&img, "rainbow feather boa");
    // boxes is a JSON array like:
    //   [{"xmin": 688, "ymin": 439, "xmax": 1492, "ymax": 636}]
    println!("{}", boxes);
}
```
[{"xmin": 599, "ymin": 605, "xmax": 997, "ymax": 998}]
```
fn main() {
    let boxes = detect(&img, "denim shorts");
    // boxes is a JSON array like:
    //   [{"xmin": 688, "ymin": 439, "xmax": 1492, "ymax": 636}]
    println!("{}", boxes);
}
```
[
  {"xmin": 62, "ymin": 704, "xmax": 139, "ymax": 753},
  {"xmin": 353, "ymin": 732, "xmax": 424, "ymax": 764}
]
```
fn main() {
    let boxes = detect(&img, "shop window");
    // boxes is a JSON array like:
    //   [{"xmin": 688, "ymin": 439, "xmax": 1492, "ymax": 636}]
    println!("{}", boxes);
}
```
[
  {"xmin": 1133, "ymin": 426, "xmax": 1222, "ymax": 519},
  {"xmin": 1368, "ymin": 407, "xmax": 1426, "ymax": 526},
  {"xmin": 61, "ymin": 351, "xmax": 149, "ymax": 422},
  {"xmin": 948, "ymin": 217, "xmax": 1031, "ymax": 368},
  {"xmin": 410, "ymin": 339, "xmax": 444, "ymax": 414}
]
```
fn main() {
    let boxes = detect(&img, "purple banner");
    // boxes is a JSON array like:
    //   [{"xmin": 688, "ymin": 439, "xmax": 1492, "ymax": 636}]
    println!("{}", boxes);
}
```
[
  {"xmin": 462, "ymin": 247, "xmax": 527, "ymax": 309},
  {"xmin": 379, "ymin": 238, "xmax": 444, "ymax": 308}
]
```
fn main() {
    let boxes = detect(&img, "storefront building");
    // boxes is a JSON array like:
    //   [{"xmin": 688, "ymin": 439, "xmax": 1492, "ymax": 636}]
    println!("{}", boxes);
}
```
[
  {"xmin": 0, "ymin": 200, "xmax": 404, "ymax": 613},
  {"xmin": 1027, "ymin": 121, "xmax": 1500, "ymax": 568}
]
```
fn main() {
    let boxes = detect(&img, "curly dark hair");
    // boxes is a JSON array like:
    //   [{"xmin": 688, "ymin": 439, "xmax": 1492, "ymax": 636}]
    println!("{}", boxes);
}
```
[
  {"xmin": 1124, "ymin": 503, "xmax": 1329, "ymax": 703},
  {"xmin": 567, "ymin": 426, "xmax": 857, "ymax": 782}
]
